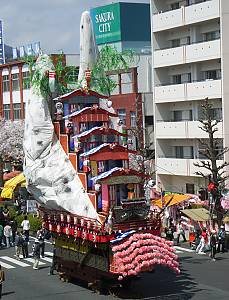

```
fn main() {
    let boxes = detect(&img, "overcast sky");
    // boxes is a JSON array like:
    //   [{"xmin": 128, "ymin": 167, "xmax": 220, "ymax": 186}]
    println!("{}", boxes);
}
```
[{"xmin": 1, "ymin": 0, "xmax": 149, "ymax": 54}]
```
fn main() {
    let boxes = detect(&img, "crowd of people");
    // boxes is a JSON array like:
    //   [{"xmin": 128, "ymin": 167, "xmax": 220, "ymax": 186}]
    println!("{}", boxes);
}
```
[{"xmin": 164, "ymin": 219, "xmax": 229, "ymax": 262}]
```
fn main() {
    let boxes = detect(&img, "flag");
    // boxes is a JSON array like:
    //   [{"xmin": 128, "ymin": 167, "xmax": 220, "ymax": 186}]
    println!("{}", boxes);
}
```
[{"xmin": 49, "ymin": 71, "xmax": 56, "ymax": 93}]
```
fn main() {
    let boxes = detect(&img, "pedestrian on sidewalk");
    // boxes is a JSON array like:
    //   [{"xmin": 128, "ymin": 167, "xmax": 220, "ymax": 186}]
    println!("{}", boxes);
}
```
[
  {"xmin": 21, "ymin": 215, "xmax": 30, "ymax": 242},
  {"xmin": 217, "ymin": 225, "xmax": 226, "ymax": 253},
  {"xmin": 196, "ymin": 227, "xmax": 208, "ymax": 254},
  {"xmin": 32, "ymin": 239, "xmax": 40, "ymax": 270},
  {"xmin": 0, "ymin": 264, "xmax": 5, "ymax": 299},
  {"xmin": 3, "ymin": 223, "xmax": 12, "ymax": 248},
  {"xmin": 36, "ymin": 228, "xmax": 45, "ymax": 258},
  {"xmin": 15, "ymin": 231, "xmax": 24, "ymax": 260},
  {"xmin": 176, "ymin": 221, "xmax": 186, "ymax": 244},
  {"xmin": 22, "ymin": 232, "xmax": 28, "ymax": 258},
  {"xmin": 0, "ymin": 224, "xmax": 4, "ymax": 249},
  {"xmin": 10, "ymin": 218, "xmax": 17, "ymax": 246},
  {"xmin": 48, "ymin": 242, "xmax": 57, "ymax": 275},
  {"xmin": 210, "ymin": 229, "xmax": 217, "ymax": 261}
]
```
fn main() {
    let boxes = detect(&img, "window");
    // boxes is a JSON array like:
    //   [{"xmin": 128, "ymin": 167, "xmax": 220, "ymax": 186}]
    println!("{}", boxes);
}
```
[
  {"xmin": 175, "ymin": 146, "xmax": 193, "ymax": 158},
  {"xmin": 173, "ymin": 110, "xmax": 192, "ymax": 121},
  {"xmin": 172, "ymin": 74, "xmax": 181, "ymax": 84},
  {"xmin": 117, "ymin": 109, "xmax": 126, "ymax": 125},
  {"xmin": 3, "ymin": 104, "xmax": 10, "ymax": 120},
  {"xmin": 210, "ymin": 108, "xmax": 222, "ymax": 120},
  {"xmin": 65, "ymin": 66, "xmax": 79, "ymax": 84},
  {"xmin": 181, "ymin": 73, "xmax": 191, "ymax": 83},
  {"xmin": 171, "ymin": 39, "xmax": 180, "ymax": 48},
  {"xmin": 203, "ymin": 31, "xmax": 220, "ymax": 42},
  {"xmin": 145, "ymin": 115, "xmax": 154, "ymax": 126},
  {"xmin": 173, "ymin": 111, "xmax": 182, "ymax": 121},
  {"xmin": 202, "ymin": 70, "xmax": 221, "ymax": 80},
  {"xmin": 2, "ymin": 75, "xmax": 10, "ymax": 92},
  {"xmin": 12, "ymin": 73, "xmax": 19, "ymax": 91},
  {"xmin": 130, "ymin": 111, "xmax": 136, "ymax": 127},
  {"xmin": 186, "ymin": 184, "xmax": 194, "ymax": 194},
  {"xmin": 171, "ymin": 2, "xmax": 180, "ymax": 10},
  {"xmin": 13, "ymin": 103, "xmax": 21, "ymax": 120},
  {"xmin": 23, "ymin": 71, "xmax": 31, "ymax": 89}
]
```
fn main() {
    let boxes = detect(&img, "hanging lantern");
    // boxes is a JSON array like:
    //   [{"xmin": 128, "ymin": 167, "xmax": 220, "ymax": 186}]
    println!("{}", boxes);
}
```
[
  {"xmin": 107, "ymin": 100, "xmax": 112, "ymax": 108},
  {"xmin": 57, "ymin": 224, "xmax": 61, "ymax": 233},
  {"xmin": 87, "ymin": 221, "xmax": 91, "ymax": 229},
  {"xmin": 80, "ymin": 218, "xmax": 85, "ymax": 227},
  {"xmin": 85, "ymin": 69, "xmax": 91, "ymax": 88},
  {"xmin": 94, "ymin": 183, "xmax": 101, "ymax": 192},
  {"xmin": 60, "ymin": 213, "xmax": 64, "ymax": 222},
  {"xmin": 49, "ymin": 224, "xmax": 53, "ymax": 231},
  {"xmin": 65, "ymin": 227, "xmax": 70, "ymax": 236},
  {"xmin": 67, "ymin": 214, "xmax": 71, "ymax": 223},
  {"xmin": 74, "ymin": 216, "xmax": 78, "ymax": 225}
]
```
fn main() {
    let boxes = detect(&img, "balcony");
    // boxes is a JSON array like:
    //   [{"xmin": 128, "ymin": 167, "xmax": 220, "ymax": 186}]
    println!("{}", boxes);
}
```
[
  {"xmin": 156, "ymin": 157, "xmax": 223, "ymax": 177},
  {"xmin": 154, "ymin": 39, "xmax": 220, "ymax": 68},
  {"xmin": 153, "ymin": 0, "xmax": 219, "ymax": 33},
  {"xmin": 154, "ymin": 79, "xmax": 222, "ymax": 103},
  {"xmin": 156, "ymin": 120, "xmax": 223, "ymax": 139}
]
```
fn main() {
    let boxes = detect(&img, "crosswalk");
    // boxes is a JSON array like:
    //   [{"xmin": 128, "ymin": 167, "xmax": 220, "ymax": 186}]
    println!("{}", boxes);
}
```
[
  {"xmin": 174, "ymin": 246, "xmax": 195, "ymax": 254},
  {"xmin": 0, "ymin": 252, "xmax": 53, "ymax": 270}
]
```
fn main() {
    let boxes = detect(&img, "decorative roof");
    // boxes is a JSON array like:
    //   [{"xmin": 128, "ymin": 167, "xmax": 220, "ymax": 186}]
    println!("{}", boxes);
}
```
[
  {"xmin": 90, "ymin": 167, "xmax": 121, "ymax": 183},
  {"xmin": 72, "ymin": 126, "xmax": 126, "ymax": 140},
  {"xmin": 90, "ymin": 167, "xmax": 146, "ymax": 184},
  {"xmin": 80, "ymin": 143, "xmax": 136, "ymax": 158},
  {"xmin": 80, "ymin": 143, "xmax": 110, "ymax": 157},
  {"xmin": 53, "ymin": 89, "xmax": 108, "ymax": 101},
  {"xmin": 63, "ymin": 105, "xmax": 117, "ymax": 120}
]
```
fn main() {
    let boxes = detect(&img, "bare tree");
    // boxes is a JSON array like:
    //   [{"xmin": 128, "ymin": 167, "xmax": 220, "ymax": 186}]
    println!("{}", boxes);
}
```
[{"xmin": 194, "ymin": 98, "xmax": 229, "ymax": 223}]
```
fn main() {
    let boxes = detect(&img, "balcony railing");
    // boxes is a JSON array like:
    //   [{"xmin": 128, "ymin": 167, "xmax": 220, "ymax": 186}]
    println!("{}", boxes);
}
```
[
  {"xmin": 153, "ymin": 0, "xmax": 212, "ymax": 15},
  {"xmin": 154, "ymin": 36, "xmax": 220, "ymax": 51}
]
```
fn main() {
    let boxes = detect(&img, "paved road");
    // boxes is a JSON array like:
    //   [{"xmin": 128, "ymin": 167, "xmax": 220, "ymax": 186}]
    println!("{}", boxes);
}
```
[{"xmin": 1, "ymin": 241, "xmax": 229, "ymax": 300}]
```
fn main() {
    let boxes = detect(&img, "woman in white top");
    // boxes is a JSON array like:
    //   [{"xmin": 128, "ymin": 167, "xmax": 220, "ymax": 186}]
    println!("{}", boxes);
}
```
[
  {"xmin": 21, "ymin": 215, "xmax": 30, "ymax": 242},
  {"xmin": 4, "ymin": 224, "xmax": 12, "ymax": 248}
]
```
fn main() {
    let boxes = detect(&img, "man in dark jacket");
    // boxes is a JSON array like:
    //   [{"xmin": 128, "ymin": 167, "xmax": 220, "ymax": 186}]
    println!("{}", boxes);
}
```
[{"xmin": 32, "ymin": 240, "xmax": 40, "ymax": 270}]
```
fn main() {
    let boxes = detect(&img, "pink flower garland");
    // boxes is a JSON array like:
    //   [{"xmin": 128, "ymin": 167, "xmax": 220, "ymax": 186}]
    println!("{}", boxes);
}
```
[{"xmin": 111, "ymin": 232, "xmax": 180, "ymax": 280}]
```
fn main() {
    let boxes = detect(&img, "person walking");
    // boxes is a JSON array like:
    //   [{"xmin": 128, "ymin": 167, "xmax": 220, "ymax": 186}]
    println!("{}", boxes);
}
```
[
  {"xmin": 176, "ymin": 221, "xmax": 186, "ymax": 244},
  {"xmin": 210, "ymin": 229, "xmax": 217, "ymax": 261},
  {"xmin": 15, "ymin": 232, "xmax": 23, "ymax": 260},
  {"xmin": 0, "ymin": 224, "xmax": 3, "ymax": 249},
  {"xmin": 48, "ymin": 242, "xmax": 57, "ymax": 275},
  {"xmin": 21, "ymin": 216, "xmax": 30, "ymax": 242},
  {"xmin": 217, "ymin": 225, "xmax": 226, "ymax": 253},
  {"xmin": 3, "ymin": 223, "xmax": 12, "ymax": 248},
  {"xmin": 196, "ymin": 228, "xmax": 208, "ymax": 254},
  {"xmin": 10, "ymin": 218, "xmax": 17, "ymax": 246},
  {"xmin": 32, "ymin": 239, "xmax": 40, "ymax": 270},
  {"xmin": 0, "ymin": 264, "xmax": 5, "ymax": 299},
  {"xmin": 22, "ymin": 232, "xmax": 29, "ymax": 258},
  {"xmin": 37, "ymin": 228, "xmax": 45, "ymax": 258}
]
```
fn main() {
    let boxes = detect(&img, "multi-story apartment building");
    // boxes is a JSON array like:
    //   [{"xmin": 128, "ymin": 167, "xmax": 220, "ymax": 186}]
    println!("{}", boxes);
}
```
[{"xmin": 151, "ymin": 0, "xmax": 228, "ymax": 194}]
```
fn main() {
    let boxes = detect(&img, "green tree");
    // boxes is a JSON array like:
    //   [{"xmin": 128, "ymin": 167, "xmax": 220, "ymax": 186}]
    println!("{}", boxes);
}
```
[{"xmin": 90, "ymin": 45, "xmax": 135, "ymax": 96}]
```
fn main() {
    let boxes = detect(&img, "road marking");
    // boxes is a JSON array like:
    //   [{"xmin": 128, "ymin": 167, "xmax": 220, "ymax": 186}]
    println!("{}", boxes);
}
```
[
  {"xmin": 44, "ymin": 252, "xmax": 53, "ymax": 257},
  {"xmin": 24, "ymin": 258, "xmax": 46, "ymax": 265},
  {"xmin": 0, "ymin": 261, "xmax": 15, "ymax": 269},
  {"xmin": 30, "ymin": 236, "xmax": 52, "ymax": 245},
  {"xmin": 41, "ymin": 257, "xmax": 52, "ymax": 263},
  {"xmin": 0, "ymin": 256, "xmax": 30, "ymax": 267},
  {"xmin": 174, "ymin": 246, "xmax": 194, "ymax": 253}
]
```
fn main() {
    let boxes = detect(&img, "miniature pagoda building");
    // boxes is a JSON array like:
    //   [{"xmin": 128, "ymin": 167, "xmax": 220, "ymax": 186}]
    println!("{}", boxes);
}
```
[{"xmin": 53, "ymin": 87, "xmax": 152, "ymax": 231}]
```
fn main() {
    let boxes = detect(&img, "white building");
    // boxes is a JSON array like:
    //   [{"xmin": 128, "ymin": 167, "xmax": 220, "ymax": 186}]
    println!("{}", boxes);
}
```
[{"xmin": 151, "ymin": 0, "xmax": 229, "ymax": 194}]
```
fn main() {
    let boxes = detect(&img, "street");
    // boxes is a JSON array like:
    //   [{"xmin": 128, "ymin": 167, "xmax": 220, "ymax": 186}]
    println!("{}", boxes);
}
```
[{"xmin": 0, "ymin": 241, "xmax": 229, "ymax": 299}]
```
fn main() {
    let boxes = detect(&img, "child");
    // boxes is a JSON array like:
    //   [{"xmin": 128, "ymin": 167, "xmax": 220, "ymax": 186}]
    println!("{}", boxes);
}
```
[{"xmin": 32, "ymin": 239, "xmax": 40, "ymax": 270}]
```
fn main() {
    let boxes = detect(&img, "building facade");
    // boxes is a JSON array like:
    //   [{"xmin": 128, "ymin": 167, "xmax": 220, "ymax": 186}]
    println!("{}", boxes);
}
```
[
  {"xmin": 151, "ymin": 0, "xmax": 229, "ymax": 193},
  {"xmin": 90, "ymin": 2, "xmax": 151, "ymax": 54}
]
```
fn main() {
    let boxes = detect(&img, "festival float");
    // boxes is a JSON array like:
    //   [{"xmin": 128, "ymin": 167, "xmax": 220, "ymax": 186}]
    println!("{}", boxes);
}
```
[{"xmin": 23, "ymin": 11, "xmax": 179, "ymax": 289}]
